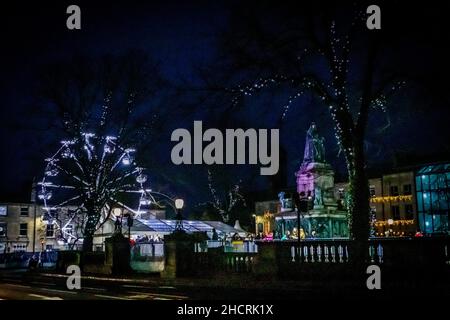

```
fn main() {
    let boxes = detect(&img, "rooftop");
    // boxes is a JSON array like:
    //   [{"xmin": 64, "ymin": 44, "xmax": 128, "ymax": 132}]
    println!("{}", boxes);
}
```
[{"xmin": 131, "ymin": 218, "xmax": 246, "ymax": 234}]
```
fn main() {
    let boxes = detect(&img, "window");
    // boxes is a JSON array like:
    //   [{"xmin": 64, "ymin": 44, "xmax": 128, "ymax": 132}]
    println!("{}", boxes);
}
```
[
  {"xmin": 405, "ymin": 204, "xmax": 414, "ymax": 220},
  {"xmin": 390, "ymin": 186, "xmax": 399, "ymax": 196},
  {"xmin": 0, "ymin": 206, "xmax": 7, "ymax": 216},
  {"xmin": 46, "ymin": 224, "xmax": 55, "ymax": 237},
  {"xmin": 0, "ymin": 223, "xmax": 7, "ymax": 237},
  {"xmin": 391, "ymin": 206, "xmax": 400, "ymax": 220},
  {"xmin": 403, "ymin": 184, "xmax": 412, "ymax": 195},
  {"xmin": 19, "ymin": 223, "xmax": 28, "ymax": 236},
  {"xmin": 369, "ymin": 185, "xmax": 376, "ymax": 197},
  {"xmin": 20, "ymin": 207, "xmax": 29, "ymax": 216}
]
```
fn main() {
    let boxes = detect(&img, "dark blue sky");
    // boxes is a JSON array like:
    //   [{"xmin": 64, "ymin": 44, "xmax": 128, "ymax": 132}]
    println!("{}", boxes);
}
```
[{"xmin": 1, "ymin": 0, "xmax": 449, "ymax": 207}]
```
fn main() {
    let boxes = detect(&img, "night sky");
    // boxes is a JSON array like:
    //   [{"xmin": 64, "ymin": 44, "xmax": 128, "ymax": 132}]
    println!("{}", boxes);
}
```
[{"xmin": 1, "ymin": 0, "xmax": 449, "ymax": 216}]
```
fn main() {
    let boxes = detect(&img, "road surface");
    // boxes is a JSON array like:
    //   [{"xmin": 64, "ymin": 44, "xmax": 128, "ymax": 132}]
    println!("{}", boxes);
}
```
[
  {"xmin": 0, "ymin": 270, "xmax": 190, "ymax": 300},
  {"xmin": 1, "ymin": 269, "xmax": 448, "ymax": 300}
]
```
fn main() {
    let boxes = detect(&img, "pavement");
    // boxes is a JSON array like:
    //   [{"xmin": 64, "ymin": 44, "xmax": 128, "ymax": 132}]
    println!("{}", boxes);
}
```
[
  {"xmin": 0, "ymin": 269, "xmax": 192, "ymax": 300},
  {"xmin": 0, "ymin": 268, "xmax": 449, "ymax": 300}
]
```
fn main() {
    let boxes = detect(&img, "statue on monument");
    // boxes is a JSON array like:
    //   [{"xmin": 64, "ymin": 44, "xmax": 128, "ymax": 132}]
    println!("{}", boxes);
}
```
[{"xmin": 303, "ymin": 122, "xmax": 326, "ymax": 163}]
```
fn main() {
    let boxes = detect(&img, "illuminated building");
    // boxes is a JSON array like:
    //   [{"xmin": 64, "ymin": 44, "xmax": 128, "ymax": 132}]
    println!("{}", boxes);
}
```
[
  {"xmin": 415, "ymin": 163, "xmax": 450, "ymax": 235},
  {"xmin": 336, "ymin": 162, "xmax": 450, "ymax": 237},
  {"xmin": 369, "ymin": 171, "xmax": 417, "ymax": 237}
]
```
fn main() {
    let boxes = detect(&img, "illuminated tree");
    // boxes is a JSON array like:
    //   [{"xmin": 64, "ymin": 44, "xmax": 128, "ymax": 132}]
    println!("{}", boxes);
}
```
[
  {"xmin": 37, "ymin": 52, "xmax": 169, "ymax": 251},
  {"xmin": 209, "ymin": 4, "xmax": 405, "ymax": 253},
  {"xmin": 39, "ymin": 134, "xmax": 158, "ymax": 252}
]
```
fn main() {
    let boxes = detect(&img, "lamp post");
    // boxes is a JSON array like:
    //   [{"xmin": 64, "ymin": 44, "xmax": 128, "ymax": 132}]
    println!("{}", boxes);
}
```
[
  {"xmin": 113, "ymin": 208, "xmax": 123, "ymax": 234},
  {"xmin": 294, "ymin": 192, "xmax": 311, "ymax": 260},
  {"xmin": 125, "ymin": 213, "xmax": 133, "ymax": 239},
  {"xmin": 174, "ymin": 198, "xmax": 184, "ymax": 231}
]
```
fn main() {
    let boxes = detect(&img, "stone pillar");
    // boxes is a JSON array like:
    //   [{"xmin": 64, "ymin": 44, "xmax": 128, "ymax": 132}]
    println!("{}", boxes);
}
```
[
  {"xmin": 105, "ymin": 233, "xmax": 130, "ymax": 275},
  {"xmin": 161, "ymin": 239, "xmax": 177, "ymax": 279},
  {"xmin": 161, "ymin": 231, "xmax": 207, "ymax": 279},
  {"xmin": 253, "ymin": 242, "xmax": 278, "ymax": 278}
]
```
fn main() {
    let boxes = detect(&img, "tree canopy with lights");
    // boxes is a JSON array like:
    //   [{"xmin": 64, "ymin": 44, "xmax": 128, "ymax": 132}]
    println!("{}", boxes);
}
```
[
  {"xmin": 204, "ymin": 3, "xmax": 406, "ymax": 252},
  {"xmin": 37, "ymin": 52, "xmax": 170, "ymax": 251}
]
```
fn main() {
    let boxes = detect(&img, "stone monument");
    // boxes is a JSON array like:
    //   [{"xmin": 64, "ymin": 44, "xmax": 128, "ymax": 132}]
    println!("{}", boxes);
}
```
[
  {"xmin": 296, "ymin": 122, "xmax": 336, "ymax": 209},
  {"xmin": 293, "ymin": 123, "xmax": 348, "ymax": 238}
]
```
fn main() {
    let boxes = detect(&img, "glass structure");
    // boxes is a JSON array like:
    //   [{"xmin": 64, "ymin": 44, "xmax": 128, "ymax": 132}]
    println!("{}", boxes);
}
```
[
  {"xmin": 415, "ymin": 163, "xmax": 450, "ymax": 235},
  {"xmin": 135, "ymin": 218, "xmax": 241, "ymax": 234}
]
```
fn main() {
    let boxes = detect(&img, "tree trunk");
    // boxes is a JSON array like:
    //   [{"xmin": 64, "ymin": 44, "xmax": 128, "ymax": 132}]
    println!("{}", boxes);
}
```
[
  {"xmin": 82, "ymin": 235, "xmax": 93, "ymax": 252},
  {"xmin": 347, "ymin": 136, "xmax": 370, "ymax": 278},
  {"xmin": 82, "ymin": 213, "xmax": 99, "ymax": 252}
]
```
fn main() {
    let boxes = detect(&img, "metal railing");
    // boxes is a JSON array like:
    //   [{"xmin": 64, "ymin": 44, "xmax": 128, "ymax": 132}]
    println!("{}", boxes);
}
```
[{"xmin": 0, "ymin": 251, "xmax": 58, "ymax": 268}]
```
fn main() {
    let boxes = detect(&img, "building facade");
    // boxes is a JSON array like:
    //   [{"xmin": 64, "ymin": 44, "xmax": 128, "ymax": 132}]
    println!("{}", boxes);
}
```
[
  {"xmin": 334, "ymin": 162, "xmax": 450, "ymax": 237},
  {"xmin": 1, "ymin": 200, "xmax": 249, "ymax": 253},
  {"xmin": 0, "ymin": 203, "xmax": 49, "ymax": 253},
  {"xmin": 368, "ymin": 171, "xmax": 417, "ymax": 237},
  {"xmin": 415, "ymin": 163, "xmax": 450, "ymax": 235}
]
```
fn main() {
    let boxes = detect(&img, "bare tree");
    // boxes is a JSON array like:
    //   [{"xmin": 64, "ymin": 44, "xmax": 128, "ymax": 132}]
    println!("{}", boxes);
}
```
[
  {"xmin": 196, "ymin": 169, "xmax": 247, "ymax": 223},
  {"xmin": 201, "ymin": 3, "xmax": 406, "ymax": 259},
  {"xmin": 37, "ymin": 51, "xmax": 170, "ymax": 251}
]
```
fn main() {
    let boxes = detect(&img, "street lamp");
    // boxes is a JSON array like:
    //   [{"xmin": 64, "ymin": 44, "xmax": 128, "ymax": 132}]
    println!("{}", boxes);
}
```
[
  {"xmin": 174, "ymin": 198, "xmax": 184, "ymax": 231},
  {"xmin": 113, "ymin": 208, "xmax": 123, "ymax": 233},
  {"xmin": 123, "ymin": 212, "xmax": 134, "ymax": 239},
  {"xmin": 294, "ymin": 192, "xmax": 312, "ymax": 259}
]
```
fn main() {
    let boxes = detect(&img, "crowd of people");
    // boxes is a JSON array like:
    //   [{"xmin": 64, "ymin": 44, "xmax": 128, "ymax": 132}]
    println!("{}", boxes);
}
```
[{"xmin": 132, "ymin": 234, "xmax": 163, "ymax": 244}]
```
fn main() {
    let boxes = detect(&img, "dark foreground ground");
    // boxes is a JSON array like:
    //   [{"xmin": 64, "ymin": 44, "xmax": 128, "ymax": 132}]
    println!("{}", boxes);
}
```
[{"xmin": 0, "ymin": 269, "xmax": 449, "ymax": 301}]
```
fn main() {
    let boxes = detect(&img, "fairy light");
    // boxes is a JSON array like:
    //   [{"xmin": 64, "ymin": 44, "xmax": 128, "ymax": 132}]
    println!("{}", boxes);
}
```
[{"xmin": 226, "ymin": 15, "xmax": 406, "ymax": 240}]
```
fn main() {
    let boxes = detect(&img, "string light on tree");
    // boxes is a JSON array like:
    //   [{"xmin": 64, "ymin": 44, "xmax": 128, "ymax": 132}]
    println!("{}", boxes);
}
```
[{"xmin": 38, "ymin": 133, "xmax": 165, "ymax": 251}]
